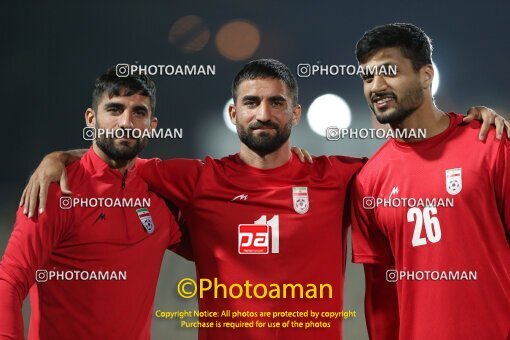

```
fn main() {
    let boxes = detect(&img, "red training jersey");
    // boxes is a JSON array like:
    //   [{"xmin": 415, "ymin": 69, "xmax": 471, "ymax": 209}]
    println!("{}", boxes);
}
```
[
  {"xmin": 351, "ymin": 113, "xmax": 510, "ymax": 339},
  {"xmin": 0, "ymin": 148, "xmax": 182, "ymax": 339},
  {"xmin": 137, "ymin": 153, "xmax": 364, "ymax": 340}
]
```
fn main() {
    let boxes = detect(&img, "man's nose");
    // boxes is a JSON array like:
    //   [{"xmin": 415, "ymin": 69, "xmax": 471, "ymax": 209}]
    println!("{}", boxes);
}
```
[
  {"xmin": 371, "ymin": 75, "xmax": 388, "ymax": 94},
  {"xmin": 255, "ymin": 101, "xmax": 271, "ymax": 121},
  {"xmin": 118, "ymin": 111, "xmax": 135, "ymax": 128}
]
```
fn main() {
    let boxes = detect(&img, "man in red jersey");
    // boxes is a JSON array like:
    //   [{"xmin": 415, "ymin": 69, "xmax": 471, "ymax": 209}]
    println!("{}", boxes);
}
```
[
  {"xmin": 351, "ymin": 23, "xmax": 509, "ymax": 340},
  {"xmin": 134, "ymin": 60, "xmax": 368, "ymax": 340},
  {"xmin": 17, "ymin": 59, "xmax": 507, "ymax": 340},
  {"xmin": 0, "ymin": 67, "xmax": 183, "ymax": 339}
]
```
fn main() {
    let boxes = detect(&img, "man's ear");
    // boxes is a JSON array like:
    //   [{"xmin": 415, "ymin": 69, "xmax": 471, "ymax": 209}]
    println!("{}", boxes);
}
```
[
  {"xmin": 228, "ymin": 103, "xmax": 237, "ymax": 125},
  {"xmin": 421, "ymin": 64, "xmax": 434, "ymax": 90},
  {"xmin": 150, "ymin": 116, "xmax": 158, "ymax": 130},
  {"xmin": 292, "ymin": 104, "xmax": 302, "ymax": 126},
  {"xmin": 85, "ymin": 108, "xmax": 96, "ymax": 127}
]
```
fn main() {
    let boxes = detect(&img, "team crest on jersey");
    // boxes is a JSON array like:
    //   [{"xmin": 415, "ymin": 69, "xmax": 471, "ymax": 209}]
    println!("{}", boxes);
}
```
[
  {"xmin": 293, "ymin": 186, "xmax": 309, "ymax": 214},
  {"xmin": 445, "ymin": 168, "xmax": 462, "ymax": 195},
  {"xmin": 136, "ymin": 208, "xmax": 154, "ymax": 234}
]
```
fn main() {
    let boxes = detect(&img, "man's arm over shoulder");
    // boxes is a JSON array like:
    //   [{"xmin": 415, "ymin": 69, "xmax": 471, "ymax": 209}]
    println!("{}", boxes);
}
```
[
  {"xmin": 327, "ymin": 155, "xmax": 368, "ymax": 185},
  {"xmin": 0, "ymin": 185, "xmax": 70, "ymax": 338},
  {"xmin": 163, "ymin": 202, "xmax": 193, "ymax": 261},
  {"xmin": 350, "ymin": 175, "xmax": 393, "ymax": 265},
  {"xmin": 493, "ymin": 135, "xmax": 510, "ymax": 243},
  {"xmin": 136, "ymin": 158, "xmax": 204, "ymax": 208}
]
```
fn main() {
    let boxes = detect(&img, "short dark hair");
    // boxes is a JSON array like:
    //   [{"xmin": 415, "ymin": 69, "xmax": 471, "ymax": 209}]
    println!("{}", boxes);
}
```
[
  {"xmin": 232, "ymin": 58, "xmax": 298, "ymax": 106},
  {"xmin": 92, "ymin": 65, "xmax": 156, "ymax": 114},
  {"xmin": 356, "ymin": 23, "xmax": 433, "ymax": 71}
]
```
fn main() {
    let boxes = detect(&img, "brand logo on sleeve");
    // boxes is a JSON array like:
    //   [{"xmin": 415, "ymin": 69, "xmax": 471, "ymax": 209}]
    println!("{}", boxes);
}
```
[
  {"xmin": 136, "ymin": 208, "xmax": 154, "ymax": 234},
  {"xmin": 293, "ymin": 187, "xmax": 309, "ymax": 214},
  {"xmin": 445, "ymin": 168, "xmax": 462, "ymax": 195}
]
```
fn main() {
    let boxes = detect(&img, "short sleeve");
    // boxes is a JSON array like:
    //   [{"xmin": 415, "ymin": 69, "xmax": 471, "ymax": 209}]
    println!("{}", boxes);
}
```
[{"xmin": 350, "ymin": 176, "xmax": 394, "ymax": 265}]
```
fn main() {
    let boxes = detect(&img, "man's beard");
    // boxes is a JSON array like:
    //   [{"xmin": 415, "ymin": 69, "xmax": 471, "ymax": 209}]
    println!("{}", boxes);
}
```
[
  {"xmin": 370, "ymin": 81, "xmax": 424, "ymax": 125},
  {"xmin": 237, "ymin": 118, "xmax": 292, "ymax": 157},
  {"xmin": 95, "ymin": 124, "xmax": 148, "ymax": 161}
]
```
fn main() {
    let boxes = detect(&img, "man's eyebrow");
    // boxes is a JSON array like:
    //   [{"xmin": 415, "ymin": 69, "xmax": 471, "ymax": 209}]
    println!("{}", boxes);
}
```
[
  {"xmin": 103, "ymin": 102, "xmax": 149, "ymax": 112},
  {"xmin": 132, "ymin": 105, "xmax": 149, "ymax": 112},
  {"xmin": 360, "ymin": 62, "xmax": 398, "ymax": 77},
  {"xmin": 242, "ymin": 95, "xmax": 260, "ymax": 102},
  {"xmin": 242, "ymin": 95, "xmax": 287, "ymax": 101},
  {"xmin": 104, "ymin": 102, "xmax": 125, "ymax": 110},
  {"xmin": 364, "ymin": 62, "xmax": 397, "ymax": 69},
  {"xmin": 268, "ymin": 95, "xmax": 286, "ymax": 101}
]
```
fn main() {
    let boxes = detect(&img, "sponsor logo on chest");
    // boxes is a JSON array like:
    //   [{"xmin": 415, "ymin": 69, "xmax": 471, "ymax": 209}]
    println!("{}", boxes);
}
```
[{"xmin": 238, "ymin": 215, "xmax": 279, "ymax": 255}]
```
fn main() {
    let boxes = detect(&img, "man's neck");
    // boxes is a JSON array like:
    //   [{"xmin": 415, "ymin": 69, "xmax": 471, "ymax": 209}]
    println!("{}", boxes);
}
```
[
  {"xmin": 238, "ymin": 141, "xmax": 292, "ymax": 169},
  {"xmin": 92, "ymin": 144, "xmax": 135, "ymax": 174},
  {"xmin": 390, "ymin": 101, "xmax": 449, "ymax": 142}
]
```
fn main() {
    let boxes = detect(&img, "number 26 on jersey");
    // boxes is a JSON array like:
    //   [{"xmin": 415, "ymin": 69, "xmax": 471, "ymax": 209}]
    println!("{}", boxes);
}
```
[{"xmin": 408, "ymin": 207, "xmax": 442, "ymax": 247}]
